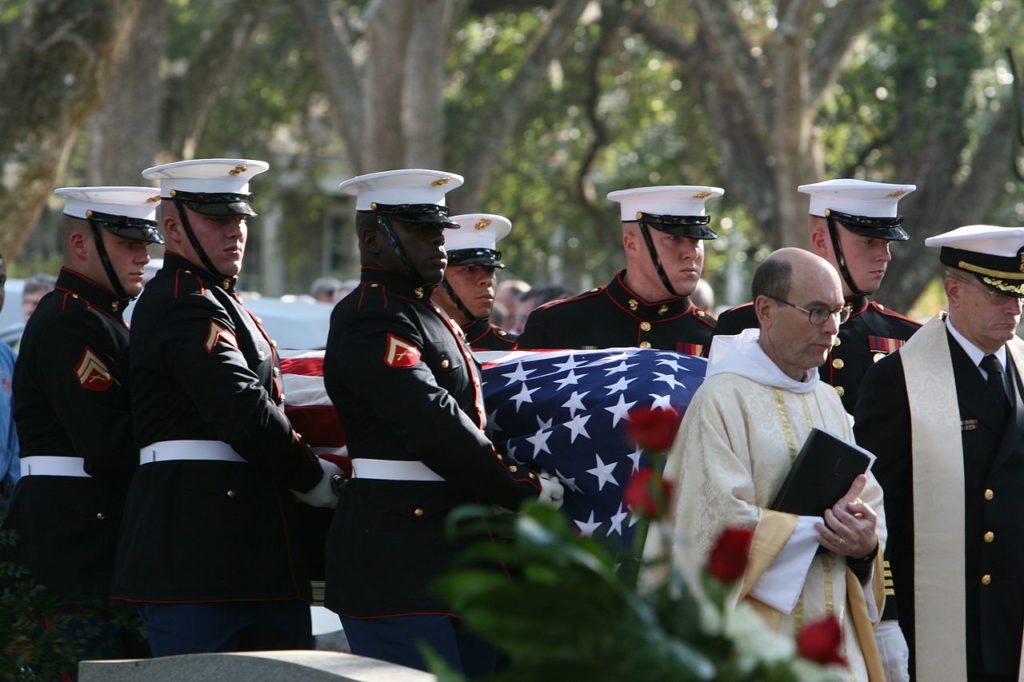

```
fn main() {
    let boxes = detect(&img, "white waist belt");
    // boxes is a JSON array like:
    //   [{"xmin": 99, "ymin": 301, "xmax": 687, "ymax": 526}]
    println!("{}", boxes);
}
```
[
  {"xmin": 20, "ymin": 456, "xmax": 90, "ymax": 478},
  {"xmin": 351, "ymin": 459, "xmax": 444, "ymax": 482},
  {"xmin": 140, "ymin": 440, "xmax": 246, "ymax": 465}
]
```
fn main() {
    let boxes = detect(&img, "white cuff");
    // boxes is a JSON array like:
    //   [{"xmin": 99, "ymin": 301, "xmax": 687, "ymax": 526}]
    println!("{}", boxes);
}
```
[{"xmin": 749, "ymin": 515, "xmax": 819, "ymax": 614}]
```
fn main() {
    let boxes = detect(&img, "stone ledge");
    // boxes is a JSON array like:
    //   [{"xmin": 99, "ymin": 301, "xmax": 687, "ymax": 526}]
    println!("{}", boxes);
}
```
[{"xmin": 79, "ymin": 650, "xmax": 436, "ymax": 681}]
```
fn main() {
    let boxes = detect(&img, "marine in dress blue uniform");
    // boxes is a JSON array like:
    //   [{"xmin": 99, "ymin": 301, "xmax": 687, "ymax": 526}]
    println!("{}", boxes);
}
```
[
  {"xmin": 324, "ymin": 170, "xmax": 562, "ymax": 676},
  {"xmin": 715, "ymin": 179, "xmax": 920, "ymax": 412},
  {"xmin": 856, "ymin": 226, "xmax": 1024, "ymax": 681},
  {"xmin": 1, "ymin": 187, "xmax": 163, "ymax": 660},
  {"xmin": 431, "ymin": 213, "xmax": 517, "ymax": 351},
  {"xmin": 112, "ymin": 160, "xmax": 341, "ymax": 656},
  {"xmin": 517, "ymin": 185, "xmax": 720, "ymax": 354}
]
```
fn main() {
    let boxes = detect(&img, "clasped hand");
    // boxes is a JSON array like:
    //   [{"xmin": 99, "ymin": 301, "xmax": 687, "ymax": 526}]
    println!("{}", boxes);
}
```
[{"xmin": 815, "ymin": 474, "xmax": 878, "ymax": 558}]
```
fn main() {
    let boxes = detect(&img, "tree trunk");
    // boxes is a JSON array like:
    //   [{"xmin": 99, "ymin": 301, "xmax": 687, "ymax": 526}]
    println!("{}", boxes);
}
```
[
  {"xmin": 87, "ymin": 0, "xmax": 165, "ymax": 185},
  {"xmin": 364, "ymin": 0, "xmax": 416, "ymax": 172},
  {"xmin": 403, "ymin": 0, "xmax": 453, "ymax": 169},
  {"xmin": 159, "ymin": 0, "xmax": 257, "ymax": 160},
  {"xmin": 286, "ymin": 0, "xmax": 365, "ymax": 173},
  {"xmin": 0, "ymin": 0, "xmax": 144, "ymax": 260},
  {"xmin": 452, "ymin": 0, "xmax": 592, "ymax": 214}
]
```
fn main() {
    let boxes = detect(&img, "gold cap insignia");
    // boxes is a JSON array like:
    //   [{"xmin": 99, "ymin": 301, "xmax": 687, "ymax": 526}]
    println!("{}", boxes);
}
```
[
  {"xmin": 431, "ymin": 178, "xmax": 450, "ymax": 187},
  {"xmin": 474, "ymin": 218, "xmax": 492, "ymax": 230},
  {"xmin": 228, "ymin": 164, "xmax": 248, "ymax": 176},
  {"xmin": 886, "ymin": 190, "xmax": 908, "ymax": 198},
  {"xmin": 147, "ymin": 194, "xmax": 161, "ymax": 203},
  {"xmin": 693, "ymin": 191, "xmax": 712, "ymax": 199}
]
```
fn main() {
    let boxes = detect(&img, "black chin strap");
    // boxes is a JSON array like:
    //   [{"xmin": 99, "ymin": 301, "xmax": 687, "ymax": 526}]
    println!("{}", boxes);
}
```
[
  {"xmin": 825, "ymin": 215, "xmax": 869, "ymax": 296},
  {"xmin": 85, "ymin": 219, "xmax": 130, "ymax": 301},
  {"xmin": 376, "ymin": 213, "xmax": 433, "ymax": 289},
  {"xmin": 441, "ymin": 277, "xmax": 481, "ymax": 323},
  {"xmin": 637, "ymin": 221, "xmax": 680, "ymax": 298},
  {"xmin": 174, "ymin": 197, "xmax": 226, "ymax": 279}
]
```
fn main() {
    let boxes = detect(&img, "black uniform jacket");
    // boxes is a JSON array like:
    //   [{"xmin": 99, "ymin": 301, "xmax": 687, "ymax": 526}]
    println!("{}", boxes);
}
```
[
  {"xmin": 463, "ymin": 318, "xmax": 516, "ymax": 351},
  {"xmin": 714, "ymin": 295, "xmax": 919, "ymax": 411},
  {"xmin": 516, "ymin": 270, "xmax": 715, "ymax": 355},
  {"xmin": 323, "ymin": 267, "xmax": 540, "ymax": 618},
  {"xmin": 854, "ymin": 335, "xmax": 1024, "ymax": 677},
  {"xmin": 2, "ymin": 269, "xmax": 135, "ymax": 599},
  {"xmin": 112, "ymin": 253, "xmax": 323, "ymax": 603}
]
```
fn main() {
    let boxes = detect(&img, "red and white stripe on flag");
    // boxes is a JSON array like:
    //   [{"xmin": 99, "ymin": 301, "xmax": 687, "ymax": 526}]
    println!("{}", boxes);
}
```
[{"xmin": 280, "ymin": 350, "xmax": 345, "ymax": 458}]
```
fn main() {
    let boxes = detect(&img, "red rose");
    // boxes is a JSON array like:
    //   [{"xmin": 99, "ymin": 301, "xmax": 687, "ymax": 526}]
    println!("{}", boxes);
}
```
[
  {"xmin": 624, "ymin": 469, "xmax": 674, "ymax": 518},
  {"xmin": 626, "ymin": 406, "xmax": 682, "ymax": 453},
  {"xmin": 797, "ymin": 615, "xmax": 846, "ymax": 666},
  {"xmin": 707, "ymin": 526, "xmax": 753, "ymax": 583}
]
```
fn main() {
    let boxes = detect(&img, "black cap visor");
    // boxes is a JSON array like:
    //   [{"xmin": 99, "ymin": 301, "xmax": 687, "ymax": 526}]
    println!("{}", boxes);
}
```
[
  {"xmin": 366, "ymin": 203, "xmax": 458, "ymax": 229},
  {"xmin": 633, "ymin": 212, "xmax": 718, "ymax": 240},
  {"xmin": 940, "ymin": 246, "xmax": 1024, "ymax": 298},
  {"xmin": 172, "ymin": 191, "xmax": 257, "ymax": 217},
  {"xmin": 447, "ymin": 248, "xmax": 505, "ymax": 269},
  {"xmin": 825, "ymin": 209, "xmax": 908, "ymax": 241},
  {"xmin": 86, "ymin": 211, "xmax": 164, "ymax": 245}
]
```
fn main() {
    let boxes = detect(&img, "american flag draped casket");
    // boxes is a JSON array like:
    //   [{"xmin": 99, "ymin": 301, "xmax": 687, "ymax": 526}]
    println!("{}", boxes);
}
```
[{"xmin": 281, "ymin": 347, "xmax": 708, "ymax": 546}]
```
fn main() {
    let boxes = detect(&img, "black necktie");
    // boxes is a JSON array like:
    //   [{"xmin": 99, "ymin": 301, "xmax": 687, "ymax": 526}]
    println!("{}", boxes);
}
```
[{"xmin": 980, "ymin": 354, "xmax": 1010, "ymax": 407}]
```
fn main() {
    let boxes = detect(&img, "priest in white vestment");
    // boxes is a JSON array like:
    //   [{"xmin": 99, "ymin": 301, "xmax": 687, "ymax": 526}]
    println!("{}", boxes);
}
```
[{"xmin": 660, "ymin": 248, "xmax": 887, "ymax": 681}]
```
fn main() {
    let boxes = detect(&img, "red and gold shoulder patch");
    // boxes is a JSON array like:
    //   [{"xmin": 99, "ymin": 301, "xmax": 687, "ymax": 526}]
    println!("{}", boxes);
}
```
[
  {"xmin": 75, "ymin": 347, "xmax": 113, "ymax": 391},
  {"xmin": 384, "ymin": 333, "xmax": 421, "ymax": 367},
  {"xmin": 205, "ymin": 321, "xmax": 238, "ymax": 353}
]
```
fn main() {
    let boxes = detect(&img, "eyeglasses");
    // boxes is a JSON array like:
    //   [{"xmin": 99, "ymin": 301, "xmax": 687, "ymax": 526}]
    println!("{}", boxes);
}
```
[{"xmin": 769, "ymin": 296, "xmax": 851, "ymax": 325}]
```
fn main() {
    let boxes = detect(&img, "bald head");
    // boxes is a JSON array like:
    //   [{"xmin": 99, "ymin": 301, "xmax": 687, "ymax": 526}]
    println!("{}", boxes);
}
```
[
  {"xmin": 754, "ymin": 248, "xmax": 844, "ymax": 380},
  {"xmin": 753, "ymin": 248, "xmax": 840, "ymax": 305}
]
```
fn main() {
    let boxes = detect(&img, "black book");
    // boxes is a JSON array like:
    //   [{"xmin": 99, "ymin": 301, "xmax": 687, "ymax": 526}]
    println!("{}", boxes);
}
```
[{"xmin": 769, "ymin": 427, "xmax": 875, "ymax": 516}]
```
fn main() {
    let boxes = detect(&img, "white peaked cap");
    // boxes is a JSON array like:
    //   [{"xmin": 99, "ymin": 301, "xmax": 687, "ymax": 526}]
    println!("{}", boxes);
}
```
[
  {"xmin": 925, "ymin": 224, "xmax": 1024, "ymax": 254},
  {"xmin": 927, "ymin": 225, "xmax": 1024, "ymax": 297},
  {"xmin": 54, "ymin": 186, "xmax": 161, "ymax": 221},
  {"xmin": 445, "ymin": 214, "xmax": 512, "ymax": 251},
  {"xmin": 798, "ymin": 178, "xmax": 916, "ymax": 218},
  {"xmin": 606, "ymin": 185, "xmax": 724, "ymax": 221},
  {"xmin": 142, "ymin": 158, "xmax": 270, "ymax": 197},
  {"xmin": 338, "ymin": 169, "xmax": 464, "ymax": 211}
]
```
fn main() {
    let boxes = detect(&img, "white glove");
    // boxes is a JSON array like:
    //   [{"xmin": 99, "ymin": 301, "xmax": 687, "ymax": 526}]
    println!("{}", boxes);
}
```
[
  {"xmin": 875, "ymin": 619, "xmax": 910, "ymax": 682},
  {"xmin": 537, "ymin": 472, "xmax": 564, "ymax": 509},
  {"xmin": 291, "ymin": 459, "xmax": 344, "ymax": 509}
]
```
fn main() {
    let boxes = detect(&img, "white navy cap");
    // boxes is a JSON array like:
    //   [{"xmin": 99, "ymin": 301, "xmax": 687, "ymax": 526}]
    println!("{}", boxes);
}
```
[
  {"xmin": 799, "ymin": 179, "xmax": 915, "ymax": 240},
  {"xmin": 607, "ymin": 185, "xmax": 723, "ymax": 221},
  {"xmin": 445, "ymin": 214, "xmax": 511, "ymax": 268},
  {"xmin": 927, "ymin": 224, "xmax": 1024, "ymax": 296},
  {"xmin": 142, "ymin": 158, "xmax": 269, "ymax": 216},
  {"xmin": 54, "ymin": 186, "xmax": 164, "ymax": 244},
  {"xmin": 55, "ymin": 186, "xmax": 160, "ymax": 222},
  {"xmin": 607, "ymin": 185, "xmax": 723, "ymax": 239},
  {"xmin": 338, "ymin": 169, "xmax": 464, "ymax": 211}
]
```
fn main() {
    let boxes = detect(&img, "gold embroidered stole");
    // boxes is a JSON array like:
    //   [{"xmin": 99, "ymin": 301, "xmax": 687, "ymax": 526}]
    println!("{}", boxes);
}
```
[{"xmin": 902, "ymin": 315, "xmax": 969, "ymax": 680}]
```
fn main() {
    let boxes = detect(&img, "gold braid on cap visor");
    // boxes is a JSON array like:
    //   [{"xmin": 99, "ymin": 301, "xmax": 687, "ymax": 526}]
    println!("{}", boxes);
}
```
[{"xmin": 981, "ymin": 276, "xmax": 1024, "ymax": 295}]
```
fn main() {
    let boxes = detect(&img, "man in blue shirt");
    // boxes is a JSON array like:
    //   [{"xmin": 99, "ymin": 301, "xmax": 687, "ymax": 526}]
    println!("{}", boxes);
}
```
[{"xmin": 0, "ymin": 252, "xmax": 19, "ymax": 511}]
